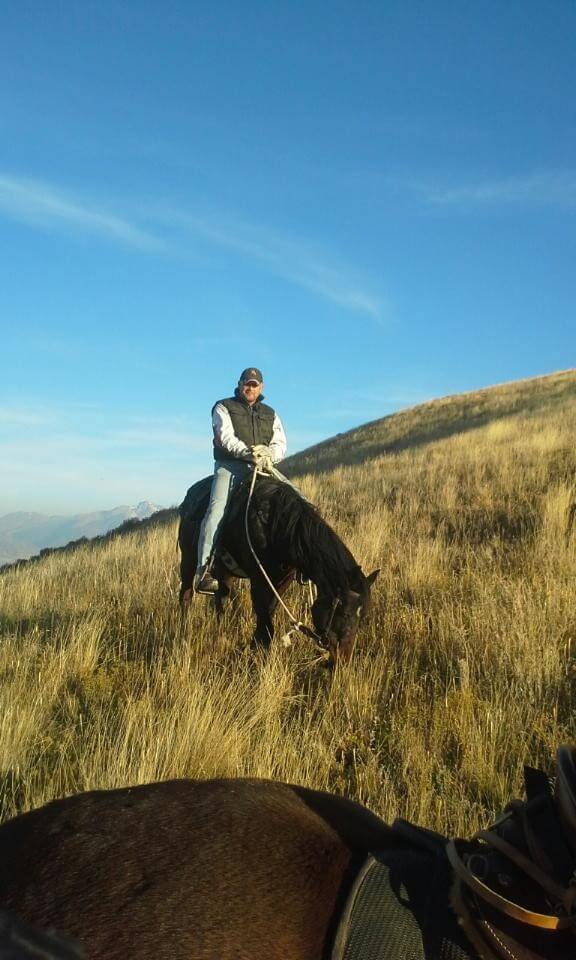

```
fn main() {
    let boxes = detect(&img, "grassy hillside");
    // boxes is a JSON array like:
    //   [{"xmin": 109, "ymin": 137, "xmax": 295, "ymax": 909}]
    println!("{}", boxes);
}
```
[{"xmin": 1, "ymin": 369, "xmax": 575, "ymax": 836}]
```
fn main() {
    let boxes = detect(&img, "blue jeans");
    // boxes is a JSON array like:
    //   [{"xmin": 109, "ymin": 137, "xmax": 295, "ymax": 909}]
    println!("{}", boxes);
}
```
[{"xmin": 197, "ymin": 460, "xmax": 251, "ymax": 570}]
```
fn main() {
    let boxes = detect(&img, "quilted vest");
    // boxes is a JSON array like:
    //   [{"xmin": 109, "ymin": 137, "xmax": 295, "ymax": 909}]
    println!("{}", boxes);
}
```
[{"xmin": 213, "ymin": 396, "xmax": 276, "ymax": 461}]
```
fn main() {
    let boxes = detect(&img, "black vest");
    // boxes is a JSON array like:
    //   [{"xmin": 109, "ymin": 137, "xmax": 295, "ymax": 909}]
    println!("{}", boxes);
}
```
[{"xmin": 213, "ymin": 396, "xmax": 276, "ymax": 461}]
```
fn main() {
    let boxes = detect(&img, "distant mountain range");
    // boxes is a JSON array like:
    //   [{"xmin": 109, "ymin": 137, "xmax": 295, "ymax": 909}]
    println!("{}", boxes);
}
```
[{"xmin": 0, "ymin": 501, "xmax": 162, "ymax": 565}]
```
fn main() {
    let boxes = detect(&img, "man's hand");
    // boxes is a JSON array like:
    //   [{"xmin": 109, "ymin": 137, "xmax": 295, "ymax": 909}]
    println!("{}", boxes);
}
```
[
  {"xmin": 251, "ymin": 444, "xmax": 273, "ymax": 460},
  {"xmin": 250, "ymin": 445, "xmax": 274, "ymax": 472}
]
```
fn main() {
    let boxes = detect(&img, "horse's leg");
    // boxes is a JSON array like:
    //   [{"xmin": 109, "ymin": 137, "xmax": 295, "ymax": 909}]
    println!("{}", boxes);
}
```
[
  {"xmin": 250, "ymin": 571, "xmax": 295, "ymax": 648},
  {"xmin": 214, "ymin": 572, "xmax": 235, "ymax": 617},
  {"xmin": 178, "ymin": 517, "xmax": 198, "ymax": 610},
  {"xmin": 250, "ymin": 579, "xmax": 273, "ymax": 647}
]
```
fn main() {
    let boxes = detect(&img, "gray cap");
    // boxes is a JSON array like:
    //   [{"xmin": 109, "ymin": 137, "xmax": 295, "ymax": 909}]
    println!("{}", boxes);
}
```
[{"xmin": 239, "ymin": 367, "xmax": 263, "ymax": 384}]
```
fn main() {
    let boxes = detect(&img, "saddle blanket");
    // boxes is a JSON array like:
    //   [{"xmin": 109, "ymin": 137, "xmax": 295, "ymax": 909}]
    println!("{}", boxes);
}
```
[{"xmin": 332, "ymin": 842, "xmax": 476, "ymax": 960}]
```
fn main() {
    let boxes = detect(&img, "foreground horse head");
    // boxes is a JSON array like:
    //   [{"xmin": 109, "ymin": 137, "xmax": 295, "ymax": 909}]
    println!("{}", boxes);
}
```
[{"xmin": 1, "ymin": 747, "xmax": 575, "ymax": 959}]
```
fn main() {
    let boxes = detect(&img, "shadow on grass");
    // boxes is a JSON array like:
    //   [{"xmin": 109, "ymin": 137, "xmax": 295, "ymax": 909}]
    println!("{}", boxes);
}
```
[
  {"xmin": 283, "ymin": 373, "xmax": 576, "ymax": 479},
  {"xmin": 0, "ymin": 610, "xmax": 74, "ymax": 645}
]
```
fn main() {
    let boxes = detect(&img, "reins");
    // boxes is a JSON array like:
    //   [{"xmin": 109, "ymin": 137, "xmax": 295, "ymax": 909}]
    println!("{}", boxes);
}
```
[{"xmin": 243, "ymin": 466, "xmax": 333, "ymax": 651}]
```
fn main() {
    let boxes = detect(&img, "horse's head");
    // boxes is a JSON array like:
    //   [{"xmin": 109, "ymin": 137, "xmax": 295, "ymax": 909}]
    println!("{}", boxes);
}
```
[{"xmin": 312, "ymin": 568, "xmax": 379, "ymax": 663}]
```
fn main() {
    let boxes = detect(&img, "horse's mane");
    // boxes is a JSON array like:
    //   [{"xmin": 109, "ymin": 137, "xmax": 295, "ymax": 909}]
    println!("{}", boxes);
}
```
[{"xmin": 250, "ymin": 478, "xmax": 361, "ymax": 595}]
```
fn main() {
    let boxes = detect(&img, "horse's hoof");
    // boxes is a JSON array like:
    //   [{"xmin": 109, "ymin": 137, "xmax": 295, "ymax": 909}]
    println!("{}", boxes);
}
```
[{"xmin": 250, "ymin": 636, "xmax": 271, "ymax": 652}]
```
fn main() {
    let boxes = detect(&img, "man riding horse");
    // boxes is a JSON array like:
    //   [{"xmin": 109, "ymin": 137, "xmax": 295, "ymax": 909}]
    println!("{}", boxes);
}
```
[{"xmin": 194, "ymin": 367, "xmax": 287, "ymax": 594}]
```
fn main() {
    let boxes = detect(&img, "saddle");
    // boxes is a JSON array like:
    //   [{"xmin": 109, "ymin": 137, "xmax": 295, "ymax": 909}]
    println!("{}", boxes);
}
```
[
  {"xmin": 179, "ymin": 476, "xmax": 243, "ymax": 577},
  {"xmin": 179, "ymin": 473, "xmax": 273, "ymax": 579},
  {"xmin": 333, "ymin": 747, "xmax": 576, "ymax": 960},
  {"xmin": 179, "ymin": 473, "xmax": 274, "ymax": 526},
  {"xmin": 447, "ymin": 745, "xmax": 576, "ymax": 959},
  {"xmin": 179, "ymin": 476, "xmax": 213, "ymax": 523}
]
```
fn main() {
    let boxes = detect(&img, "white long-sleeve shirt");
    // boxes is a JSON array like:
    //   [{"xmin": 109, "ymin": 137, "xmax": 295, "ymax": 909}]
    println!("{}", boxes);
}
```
[{"xmin": 212, "ymin": 403, "xmax": 287, "ymax": 463}]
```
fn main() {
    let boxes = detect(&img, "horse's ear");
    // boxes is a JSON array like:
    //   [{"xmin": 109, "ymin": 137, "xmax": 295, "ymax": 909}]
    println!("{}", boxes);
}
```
[{"xmin": 365, "ymin": 569, "xmax": 379, "ymax": 587}]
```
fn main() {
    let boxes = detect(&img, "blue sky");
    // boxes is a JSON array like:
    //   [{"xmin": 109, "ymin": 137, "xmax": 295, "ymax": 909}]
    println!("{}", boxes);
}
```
[{"xmin": 1, "ymin": 1, "xmax": 574, "ymax": 514}]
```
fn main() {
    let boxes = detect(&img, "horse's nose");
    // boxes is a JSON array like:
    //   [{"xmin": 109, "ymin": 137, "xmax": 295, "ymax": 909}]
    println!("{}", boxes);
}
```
[{"xmin": 332, "ymin": 630, "xmax": 355, "ymax": 664}]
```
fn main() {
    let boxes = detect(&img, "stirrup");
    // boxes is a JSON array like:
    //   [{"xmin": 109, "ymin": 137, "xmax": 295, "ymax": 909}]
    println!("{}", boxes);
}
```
[{"xmin": 194, "ymin": 567, "xmax": 219, "ymax": 595}]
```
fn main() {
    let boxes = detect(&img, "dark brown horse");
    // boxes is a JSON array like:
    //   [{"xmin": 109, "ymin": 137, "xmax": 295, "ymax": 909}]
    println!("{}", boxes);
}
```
[
  {"xmin": 0, "ymin": 748, "xmax": 575, "ymax": 960},
  {"xmin": 178, "ymin": 473, "xmax": 378, "ymax": 661}
]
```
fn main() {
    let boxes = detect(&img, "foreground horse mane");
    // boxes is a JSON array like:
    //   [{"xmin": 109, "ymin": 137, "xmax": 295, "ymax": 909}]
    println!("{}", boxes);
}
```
[{"xmin": 249, "ymin": 477, "xmax": 363, "ymax": 594}]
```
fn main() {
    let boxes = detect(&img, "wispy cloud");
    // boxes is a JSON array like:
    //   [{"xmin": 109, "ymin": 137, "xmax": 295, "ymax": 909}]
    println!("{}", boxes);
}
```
[
  {"xmin": 0, "ymin": 171, "xmax": 385, "ymax": 320},
  {"xmin": 0, "ymin": 404, "xmax": 211, "ymax": 513},
  {"xmin": 0, "ymin": 449, "xmax": 195, "ymax": 515},
  {"xmin": 159, "ymin": 208, "xmax": 385, "ymax": 321},
  {"xmin": 425, "ymin": 171, "xmax": 576, "ymax": 209},
  {"xmin": 0, "ymin": 174, "xmax": 165, "ymax": 251},
  {"xmin": 0, "ymin": 402, "xmax": 209, "ymax": 454},
  {"xmin": 0, "ymin": 404, "xmax": 56, "ymax": 426},
  {"xmin": 107, "ymin": 425, "xmax": 209, "ymax": 452}
]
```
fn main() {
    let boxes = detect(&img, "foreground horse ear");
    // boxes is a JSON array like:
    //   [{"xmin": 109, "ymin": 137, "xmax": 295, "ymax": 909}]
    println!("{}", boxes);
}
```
[{"xmin": 365, "ymin": 569, "xmax": 379, "ymax": 587}]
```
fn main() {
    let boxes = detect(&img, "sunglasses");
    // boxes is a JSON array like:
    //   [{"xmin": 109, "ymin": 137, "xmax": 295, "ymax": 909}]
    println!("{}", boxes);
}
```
[{"xmin": 242, "ymin": 381, "xmax": 260, "ymax": 387}]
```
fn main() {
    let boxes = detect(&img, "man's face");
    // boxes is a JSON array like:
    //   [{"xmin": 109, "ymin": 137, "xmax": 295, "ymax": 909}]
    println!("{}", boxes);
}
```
[{"xmin": 239, "ymin": 380, "xmax": 263, "ymax": 405}]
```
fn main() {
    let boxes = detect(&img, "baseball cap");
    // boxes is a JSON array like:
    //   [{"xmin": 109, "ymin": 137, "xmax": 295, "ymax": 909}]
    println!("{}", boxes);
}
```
[{"xmin": 239, "ymin": 367, "xmax": 263, "ymax": 384}]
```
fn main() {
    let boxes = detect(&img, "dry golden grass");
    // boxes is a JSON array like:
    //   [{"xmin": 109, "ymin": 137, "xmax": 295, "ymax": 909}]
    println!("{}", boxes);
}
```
[{"xmin": 1, "ymin": 369, "xmax": 575, "ymax": 836}]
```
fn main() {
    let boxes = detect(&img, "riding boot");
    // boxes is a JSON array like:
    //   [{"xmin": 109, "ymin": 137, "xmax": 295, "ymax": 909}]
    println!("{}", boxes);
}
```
[{"xmin": 194, "ymin": 564, "xmax": 219, "ymax": 595}]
